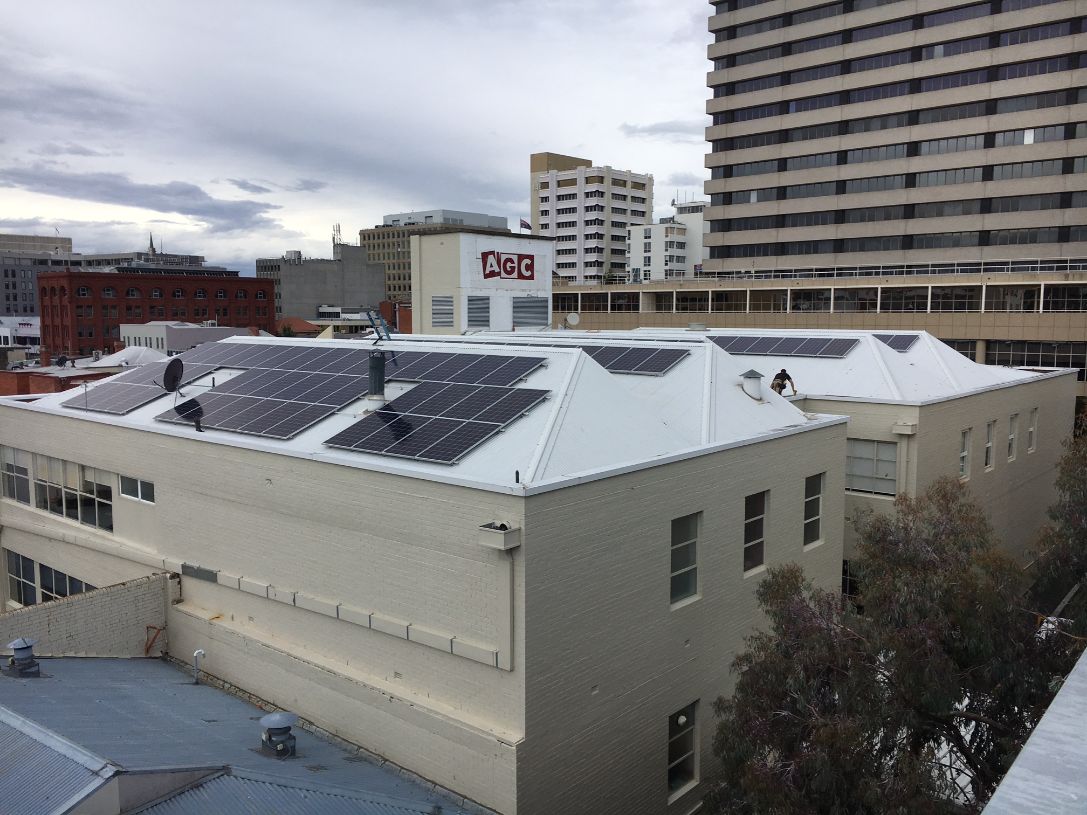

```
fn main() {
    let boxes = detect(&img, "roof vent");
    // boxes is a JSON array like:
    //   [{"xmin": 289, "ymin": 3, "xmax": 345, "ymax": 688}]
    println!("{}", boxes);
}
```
[
  {"xmin": 260, "ymin": 711, "xmax": 298, "ymax": 758},
  {"xmin": 740, "ymin": 369, "xmax": 764, "ymax": 401},
  {"xmin": 5, "ymin": 637, "xmax": 41, "ymax": 678},
  {"xmin": 367, "ymin": 351, "xmax": 387, "ymax": 407},
  {"xmin": 687, "ymin": 323, "xmax": 707, "ymax": 331}
]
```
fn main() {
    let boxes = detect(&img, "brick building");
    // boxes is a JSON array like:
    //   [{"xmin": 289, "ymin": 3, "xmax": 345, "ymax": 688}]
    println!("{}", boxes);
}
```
[{"xmin": 36, "ymin": 270, "xmax": 275, "ymax": 361}]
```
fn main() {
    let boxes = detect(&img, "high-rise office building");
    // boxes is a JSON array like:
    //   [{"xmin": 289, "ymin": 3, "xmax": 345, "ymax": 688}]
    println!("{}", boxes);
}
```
[
  {"xmin": 705, "ymin": 0, "xmax": 1087, "ymax": 271},
  {"xmin": 530, "ymin": 152, "xmax": 654, "ymax": 284}
]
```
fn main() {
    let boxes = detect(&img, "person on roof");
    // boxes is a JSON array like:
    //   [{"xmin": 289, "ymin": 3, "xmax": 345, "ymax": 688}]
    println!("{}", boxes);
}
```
[{"xmin": 770, "ymin": 368, "xmax": 796, "ymax": 396}]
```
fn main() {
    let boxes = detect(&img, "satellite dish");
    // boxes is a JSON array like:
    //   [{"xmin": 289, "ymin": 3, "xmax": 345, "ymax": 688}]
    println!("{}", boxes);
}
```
[
  {"xmin": 55, "ymin": 355, "xmax": 68, "ymax": 368},
  {"xmin": 163, "ymin": 357, "xmax": 184, "ymax": 392},
  {"xmin": 565, "ymin": 312, "xmax": 581, "ymax": 327},
  {"xmin": 174, "ymin": 397, "xmax": 204, "ymax": 432}
]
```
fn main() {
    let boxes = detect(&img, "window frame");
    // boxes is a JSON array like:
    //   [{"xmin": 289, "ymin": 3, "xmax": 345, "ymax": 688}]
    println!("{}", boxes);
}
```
[
  {"xmin": 1008, "ymin": 414, "xmax": 1019, "ymax": 461},
  {"xmin": 744, "ymin": 491, "xmax": 768, "ymax": 574},
  {"xmin": 667, "ymin": 701, "xmax": 699, "ymax": 801},
  {"xmin": 670, "ymin": 512, "xmax": 700, "ymax": 607},
  {"xmin": 803, "ymin": 473, "xmax": 824, "ymax": 548},
  {"xmin": 984, "ymin": 420, "xmax": 996, "ymax": 470},
  {"xmin": 960, "ymin": 428, "xmax": 972, "ymax": 478},
  {"xmin": 1028, "ymin": 408, "xmax": 1038, "ymax": 452},
  {"xmin": 119, "ymin": 475, "xmax": 155, "ymax": 504}
]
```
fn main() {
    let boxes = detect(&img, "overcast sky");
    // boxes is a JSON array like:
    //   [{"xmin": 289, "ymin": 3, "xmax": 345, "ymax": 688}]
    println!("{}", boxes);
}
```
[{"xmin": 0, "ymin": 1, "xmax": 711, "ymax": 274}]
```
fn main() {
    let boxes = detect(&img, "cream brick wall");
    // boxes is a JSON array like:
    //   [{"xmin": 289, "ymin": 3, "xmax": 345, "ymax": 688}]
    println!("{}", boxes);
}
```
[
  {"xmin": 0, "ymin": 401, "xmax": 848, "ymax": 814},
  {"xmin": 517, "ymin": 424, "xmax": 847, "ymax": 815},
  {"xmin": 915, "ymin": 373, "xmax": 1078, "ymax": 560},
  {"xmin": 0, "ymin": 573, "xmax": 174, "ymax": 657}
]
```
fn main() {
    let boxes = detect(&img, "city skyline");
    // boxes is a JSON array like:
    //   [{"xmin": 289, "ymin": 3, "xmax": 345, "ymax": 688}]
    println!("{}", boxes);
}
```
[{"xmin": 0, "ymin": 0, "xmax": 711, "ymax": 273}]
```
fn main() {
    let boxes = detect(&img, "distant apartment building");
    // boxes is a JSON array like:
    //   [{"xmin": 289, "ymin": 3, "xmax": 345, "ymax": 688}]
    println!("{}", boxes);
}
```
[
  {"xmin": 360, "ymin": 210, "xmax": 511, "ymax": 303},
  {"xmin": 36, "ymin": 269, "xmax": 274, "ymax": 360},
  {"xmin": 530, "ymin": 152, "xmax": 654, "ymax": 284},
  {"xmin": 705, "ymin": 0, "xmax": 1087, "ymax": 270},
  {"xmin": 1, "ymin": 234, "xmax": 74, "ymax": 317},
  {"xmin": 120, "ymin": 321, "xmax": 257, "ymax": 355},
  {"xmin": 627, "ymin": 201, "xmax": 709, "ymax": 282},
  {"xmin": 256, "ymin": 241, "xmax": 386, "ymax": 319}
]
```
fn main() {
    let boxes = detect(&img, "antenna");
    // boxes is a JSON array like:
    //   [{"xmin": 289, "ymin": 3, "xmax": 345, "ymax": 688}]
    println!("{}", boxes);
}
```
[{"xmin": 332, "ymin": 223, "xmax": 342, "ymax": 245}]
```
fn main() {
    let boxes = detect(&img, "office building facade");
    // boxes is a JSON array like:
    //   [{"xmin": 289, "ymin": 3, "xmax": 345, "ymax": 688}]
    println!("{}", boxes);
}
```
[
  {"xmin": 628, "ymin": 202, "xmax": 709, "ymax": 282},
  {"xmin": 256, "ymin": 242, "xmax": 386, "ymax": 319},
  {"xmin": 530, "ymin": 152, "xmax": 654, "ymax": 284},
  {"xmin": 705, "ymin": 0, "xmax": 1087, "ymax": 269},
  {"xmin": 360, "ymin": 211, "xmax": 511, "ymax": 303}
]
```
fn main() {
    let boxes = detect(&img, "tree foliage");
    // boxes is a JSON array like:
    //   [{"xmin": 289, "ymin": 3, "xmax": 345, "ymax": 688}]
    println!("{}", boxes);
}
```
[
  {"xmin": 706, "ymin": 477, "xmax": 1085, "ymax": 815},
  {"xmin": 1029, "ymin": 430, "xmax": 1087, "ymax": 613}
]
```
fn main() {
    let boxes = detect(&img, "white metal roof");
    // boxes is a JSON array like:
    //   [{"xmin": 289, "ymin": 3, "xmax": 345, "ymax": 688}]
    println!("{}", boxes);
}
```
[
  {"xmin": 5, "ymin": 335, "xmax": 842, "ymax": 496},
  {"xmin": 615, "ymin": 328, "xmax": 1071, "ymax": 405}
]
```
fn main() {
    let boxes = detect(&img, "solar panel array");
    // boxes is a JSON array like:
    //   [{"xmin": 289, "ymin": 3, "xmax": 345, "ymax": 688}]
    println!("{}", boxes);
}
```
[
  {"xmin": 59, "ymin": 362, "xmax": 218, "ymax": 415},
  {"xmin": 874, "ymin": 334, "xmax": 920, "ymax": 352},
  {"xmin": 324, "ymin": 380, "xmax": 550, "ymax": 463},
  {"xmin": 709, "ymin": 335, "xmax": 859, "ymax": 359},
  {"xmin": 62, "ymin": 342, "xmax": 554, "ymax": 458},
  {"xmin": 572, "ymin": 345, "xmax": 689, "ymax": 375}
]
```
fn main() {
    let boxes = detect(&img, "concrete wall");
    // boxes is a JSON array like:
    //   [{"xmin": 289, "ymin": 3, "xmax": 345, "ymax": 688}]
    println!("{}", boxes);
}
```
[
  {"xmin": 274, "ymin": 244, "xmax": 386, "ymax": 319},
  {"xmin": 0, "ymin": 573, "xmax": 175, "ymax": 657},
  {"xmin": 915, "ymin": 372, "xmax": 1078, "ymax": 560},
  {"xmin": 518, "ymin": 423, "xmax": 847, "ymax": 815}
]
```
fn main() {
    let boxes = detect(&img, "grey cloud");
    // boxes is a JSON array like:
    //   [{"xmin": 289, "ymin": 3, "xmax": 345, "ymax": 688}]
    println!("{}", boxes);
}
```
[
  {"xmin": 31, "ymin": 141, "xmax": 114, "ymax": 157},
  {"xmin": 291, "ymin": 178, "xmax": 327, "ymax": 192},
  {"xmin": 228, "ymin": 178, "xmax": 273, "ymax": 194},
  {"xmin": 664, "ymin": 171, "xmax": 705, "ymax": 186},
  {"xmin": 620, "ymin": 120, "xmax": 706, "ymax": 142},
  {"xmin": 0, "ymin": 165, "xmax": 282, "ymax": 233},
  {"xmin": 0, "ymin": 54, "xmax": 136, "ymax": 129}
]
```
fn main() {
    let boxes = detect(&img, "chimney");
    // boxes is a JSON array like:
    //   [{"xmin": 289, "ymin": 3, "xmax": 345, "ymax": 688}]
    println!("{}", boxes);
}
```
[
  {"xmin": 260, "ymin": 711, "xmax": 298, "ymax": 758},
  {"xmin": 5, "ymin": 637, "xmax": 41, "ymax": 678},
  {"xmin": 740, "ymin": 369, "xmax": 764, "ymax": 401},
  {"xmin": 367, "ymin": 351, "xmax": 387, "ymax": 408}
]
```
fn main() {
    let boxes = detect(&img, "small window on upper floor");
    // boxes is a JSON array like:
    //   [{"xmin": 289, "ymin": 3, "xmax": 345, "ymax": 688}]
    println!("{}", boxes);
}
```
[
  {"xmin": 1028, "ymin": 408, "xmax": 1038, "ymax": 452},
  {"xmin": 960, "ymin": 428, "xmax": 972, "ymax": 478},
  {"xmin": 670, "ymin": 512, "xmax": 700, "ymax": 606},
  {"xmin": 803, "ymin": 473, "xmax": 824, "ymax": 547},
  {"xmin": 984, "ymin": 420, "xmax": 996, "ymax": 470},
  {"xmin": 216, "ymin": 289, "xmax": 226, "ymax": 299},
  {"xmin": 119, "ymin": 475, "xmax": 155, "ymax": 503},
  {"xmin": 744, "ymin": 491, "xmax": 768, "ymax": 573},
  {"xmin": 236, "ymin": 290, "xmax": 247, "ymax": 299},
  {"xmin": 1008, "ymin": 414, "xmax": 1019, "ymax": 461},
  {"xmin": 151, "ymin": 288, "xmax": 163, "ymax": 299}
]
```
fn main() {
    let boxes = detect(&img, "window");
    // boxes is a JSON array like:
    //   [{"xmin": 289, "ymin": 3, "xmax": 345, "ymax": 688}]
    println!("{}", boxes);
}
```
[
  {"xmin": 101, "ymin": 286, "xmax": 115, "ymax": 298},
  {"xmin": 6, "ymin": 550, "xmax": 96, "ymax": 608},
  {"xmin": 984, "ymin": 421, "xmax": 996, "ymax": 470},
  {"xmin": 804, "ymin": 473, "xmax": 824, "ymax": 547},
  {"xmin": 670, "ymin": 513, "xmax": 699, "ymax": 605},
  {"xmin": 960, "ymin": 429, "xmax": 971, "ymax": 478},
  {"xmin": 744, "ymin": 491, "xmax": 767, "ymax": 573},
  {"xmin": 33, "ymin": 457, "xmax": 114, "ymax": 531},
  {"xmin": 7, "ymin": 550, "xmax": 36, "ymax": 606},
  {"xmin": 172, "ymin": 288, "xmax": 184, "ymax": 299},
  {"xmin": 1, "ymin": 446, "xmax": 31, "ymax": 504},
  {"xmin": 846, "ymin": 439, "xmax": 897, "ymax": 495},
  {"xmin": 256, "ymin": 290, "xmax": 267, "ymax": 300},
  {"xmin": 151, "ymin": 288, "xmax": 163, "ymax": 299},
  {"xmin": 668, "ymin": 702, "xmax": 698, "ymax": 798},
  {"xmin": 77, "ymin": 286, "xmax": 90, "ymax": 297},
  {"xmin": 194, "ymin": 288, "xmax": 207, "ymax": 299},
  {"xmin": 1008, "ymin": 414, "xmax": 1019, "ymax": 461},
  {"xmin": 125, "ymin": 287, "xmax": 140, "ymax": 298},
  {"xmin": 1028, "ymin": 408, "xmax": 1038, "ymax": 452},
  {"xmin": 216, "ymin": 289, "xmax": 226, "ymax": 299},
  {"xmin": 120, "ymin": 475, "xmax": 155, "ymax": 503}
]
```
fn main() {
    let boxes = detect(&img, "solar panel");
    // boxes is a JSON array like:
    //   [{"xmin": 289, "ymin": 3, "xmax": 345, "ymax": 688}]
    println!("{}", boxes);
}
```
[
  {"xmin": 631, "ymin": 348, "xmax": 690, "ymax": 375},
  {"xmin": 61, "ymin": 383, "xmax": 162, "ymax": 415},
  {"xmin": 156, "ymin": 394, "xmax": 339, "ymax": 439},
  {"xmin": 324, "ymin": 381, "xmax": 550, "ymax": 464},
  {"xmin": 874, "ymin": 334, "xmax": 919, "ymax": 352},
  {"xmin": 710, "ymin": 335, "xmax": 859, "ymax": 359}
]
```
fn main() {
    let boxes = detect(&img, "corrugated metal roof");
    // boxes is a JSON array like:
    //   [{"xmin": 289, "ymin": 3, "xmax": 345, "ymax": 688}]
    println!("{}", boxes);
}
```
[
  {"xmin": 0, "ymin": 659, "xmax": 484, "ymax": 814},
  {"xmin": 135, "ymin": 770, "xmax": 442, "ymax": 815},
  {"xmin": 0, "ymin": 707, "xmax": 115, "ymax": 815}
]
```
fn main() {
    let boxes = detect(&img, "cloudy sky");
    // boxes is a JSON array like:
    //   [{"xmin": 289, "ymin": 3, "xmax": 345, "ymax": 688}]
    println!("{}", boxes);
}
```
[{"xmin": 0, "ymin": 1, "xmax": 711, "ymax": 274}]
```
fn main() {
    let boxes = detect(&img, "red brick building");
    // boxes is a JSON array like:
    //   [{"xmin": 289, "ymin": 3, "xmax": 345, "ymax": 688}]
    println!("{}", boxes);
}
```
[{"xmin": 37, "ymin": 270, "xmax": 276, "ymax": 360}]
